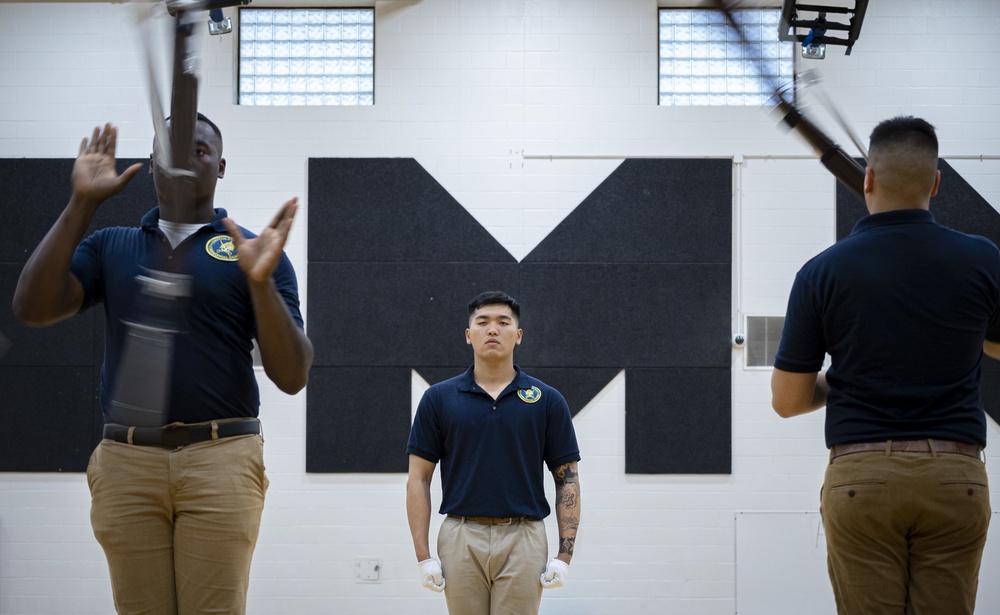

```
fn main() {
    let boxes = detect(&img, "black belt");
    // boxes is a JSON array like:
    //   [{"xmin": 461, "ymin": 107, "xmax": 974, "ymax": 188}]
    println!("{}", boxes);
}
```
[{"xmin": 103, "ymin": 419, "xmax": 260, "ymax": 448}]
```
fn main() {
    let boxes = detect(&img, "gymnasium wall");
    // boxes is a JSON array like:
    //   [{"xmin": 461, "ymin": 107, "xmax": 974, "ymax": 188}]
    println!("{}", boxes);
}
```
[{"xmin": 1, "ymin": 0, "xmax": 999, "ymax": 613}]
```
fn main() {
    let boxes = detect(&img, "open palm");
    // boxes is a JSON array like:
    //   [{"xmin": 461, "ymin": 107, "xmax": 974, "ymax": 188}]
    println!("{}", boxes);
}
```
[
  {"xmin": 71, "ymin": 124, "xmax": 142, "ymax": 206},
  {"xmin": 222, "ymin": 198, "xmax": 298, "ymax": 284}
]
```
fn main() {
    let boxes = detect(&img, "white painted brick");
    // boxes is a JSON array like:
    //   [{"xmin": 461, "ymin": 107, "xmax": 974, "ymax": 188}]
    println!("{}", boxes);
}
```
[{"xmin": 4, "ymin": 0, "xmax": 1000, "ymax": 613}]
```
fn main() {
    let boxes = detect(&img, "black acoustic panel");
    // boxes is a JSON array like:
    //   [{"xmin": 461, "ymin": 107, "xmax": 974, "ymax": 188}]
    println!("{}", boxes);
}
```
[
  {"xmin": 524, "ymin": 158, "xmax": 732, "ymax": 264},
  {"xmin": 0, "ymin": 263, "xmax": 97, "ymax": 367},
  {"xmin": 836, "ymin": 160, "xmax": 1000, "ymax": 242},
  {"xmin": 306, "ymin": 366, "xmax": 412, "ymax": 473},
  {"xmin": 834, "ymin": 162, "xmax": 869, "ymax": 240},
  {"xmin": 307, "ymin": 157, "xmax": 734, "ymax": 474},
  {"xmin": 309, "ymin": 262, "xmax": 520, "ymax": 367},
  {"xmin": 516, "ymin": 264, "xmax": 731, "ymax": 368},
  {"xmin": 414, "ymin": 366, "xmax": 621, "ymax": 420},
  {"xmin": 837, "ymin": 159, "xmax": 1000, "ymax": 422},
  {"xmin": 310, "ymin": 262, "xmax": 730, "ymax": 368},
  {"xmin": 0, "ymin": 366, "xmax": 100, "ymax": 472},
  {"xmin": 518, "ymin": 367, "xmax": 623, "ymax": 419},
  {"xmin": 308, "ymin": 158, "xmax": 517, "ymax": 264},
  {"xmin": 0, "ymin": 158, "xmax": 154, "ymax": 263},
  {"xmin": 414, "ymin": 367, "xmax": 467, "ymax": 388},
  {"xmin": 0, "ymin": 157, "xmax": 155, "ymax": 473},
  {"xmin": 1, "ymin": 159, "xmax": 75, "ymax": 263},
  {"xmin": 625, "ymin": 367, "xmax": 731, "ymax": 474}
]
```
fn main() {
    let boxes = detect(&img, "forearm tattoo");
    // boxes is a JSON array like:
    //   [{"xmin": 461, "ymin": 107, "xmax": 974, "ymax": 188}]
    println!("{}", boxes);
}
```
[
  {"xmin": 559, "ymin": 536, "xmax": 576, "ymax": 557},
  {"xmin": 553, "ymin": 462, "xmax": 580, "ymax": 558}
]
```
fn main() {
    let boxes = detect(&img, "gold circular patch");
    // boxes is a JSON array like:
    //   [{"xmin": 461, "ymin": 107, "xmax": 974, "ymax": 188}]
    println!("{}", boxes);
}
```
[
  {"xmin": 518, "ymin": 386, "xmax": 542, "ymax": 404},
  {"xmin": 206, "ymin": 235, "xmax": 238, "ymax": 261}
]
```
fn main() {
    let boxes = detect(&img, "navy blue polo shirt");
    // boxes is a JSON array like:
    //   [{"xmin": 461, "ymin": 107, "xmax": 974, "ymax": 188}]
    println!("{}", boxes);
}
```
[
  {"xmin": 70, "ymin": 207, "xmax": 304, "ymax": 424},
  {"xmin": 406, "ymin": 365, "xmax": 580, "ymax": 519},
  {"xmin": 775, "ymin": 208, "xmax": 1000, "ymax": 447}
]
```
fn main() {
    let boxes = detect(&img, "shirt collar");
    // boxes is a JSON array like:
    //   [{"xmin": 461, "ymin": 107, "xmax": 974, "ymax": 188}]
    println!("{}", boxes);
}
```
[
  {"xmin": 141, "ymin": 207, "xmax": 230, "ymax": 232},
  {"xmin": 458, "ymin": 364, "xmax": 531, "ymax": 393},
  {"xmin": 851, "ymin": 208, "xmax": 935, "ymax": 235}
]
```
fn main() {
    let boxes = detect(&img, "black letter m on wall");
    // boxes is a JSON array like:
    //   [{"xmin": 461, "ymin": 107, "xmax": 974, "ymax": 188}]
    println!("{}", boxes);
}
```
[{"xmin": 306, "ymin": 158, "xmax": 733, "ymax": 474}]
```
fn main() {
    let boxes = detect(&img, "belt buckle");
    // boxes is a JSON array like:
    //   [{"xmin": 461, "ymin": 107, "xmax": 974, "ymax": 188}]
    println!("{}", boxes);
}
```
[
  {"xmin": 161, "ymin": 426, "xmax": 192, "ymax": 448},
  {"xmin": 495, "ymin": 517, "xmax": 514, "ymax": 526}
]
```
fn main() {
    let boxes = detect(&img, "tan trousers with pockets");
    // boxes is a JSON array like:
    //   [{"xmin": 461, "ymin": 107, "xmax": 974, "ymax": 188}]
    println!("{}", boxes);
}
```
[
  {"xmin": 438, "ymin": 516, "xmax": 548, "ymax": 615},
  {"xmin": 88, "ymin": 433, "xmax": 268, "ymax": 615},
  {"xmin": 822, "ymin": 448, "xmax": 990, "ymax": 615}
]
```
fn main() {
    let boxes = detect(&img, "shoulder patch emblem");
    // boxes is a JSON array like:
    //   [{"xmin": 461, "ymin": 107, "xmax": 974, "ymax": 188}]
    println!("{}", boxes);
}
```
[
  {"xmin": 206, "ymin": 235, "xmax": 238, "ymax": 261},
  {"xmin": 518, "ymin": 386, "xmax": 542, "ymax": 404}
]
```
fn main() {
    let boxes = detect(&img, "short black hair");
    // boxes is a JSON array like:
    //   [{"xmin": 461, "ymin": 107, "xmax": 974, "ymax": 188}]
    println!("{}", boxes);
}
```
[
  {"xmin": 868, "ymin": 115, "xmax": 937, "ymax": 157},
  {"xmin": 163, "ymin": 112, "xmax": 223, "ymax": 141},
  {"xmin": 196, "ymin": 112, "xmax": 223, "ymax": 141},
  {"xmin": 867, "ymin": 116, "xmax": 939, "ymax": 196},
  {"xmin": 468, "ymin": 291, "xmax": 520, "ymax": 321}
]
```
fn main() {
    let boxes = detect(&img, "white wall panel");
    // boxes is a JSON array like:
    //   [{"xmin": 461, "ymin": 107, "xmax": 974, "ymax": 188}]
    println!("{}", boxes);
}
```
[{"xmin": 2, "ymin": 0, "xmax": 999, "ymax": 613}]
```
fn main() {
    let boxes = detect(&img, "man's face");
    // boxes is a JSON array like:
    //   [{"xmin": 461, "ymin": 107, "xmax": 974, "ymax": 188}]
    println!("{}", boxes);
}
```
[
  {"xmin": 150, "ymin": 119, "xmax": 226, "ymax": 202},
  {"xmin": 466, "ymin": 304, "xmax": 522, "ymax": 361}
]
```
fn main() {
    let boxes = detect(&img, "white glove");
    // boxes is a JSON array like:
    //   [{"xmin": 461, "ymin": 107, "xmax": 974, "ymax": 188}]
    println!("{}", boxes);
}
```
[
  {"xmin": 539, "ymin": 558, "xmax": 569, "ymax": 589},
  {"xmin": 418, "ymin": 557, "xmax": 446, "ymax": 592}
]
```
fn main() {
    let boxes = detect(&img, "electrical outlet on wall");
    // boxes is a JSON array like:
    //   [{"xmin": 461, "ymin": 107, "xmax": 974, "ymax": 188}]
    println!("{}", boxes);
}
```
[{"xmin": 355, "ymin": 557, "xmax": 382, "ymax": 583}]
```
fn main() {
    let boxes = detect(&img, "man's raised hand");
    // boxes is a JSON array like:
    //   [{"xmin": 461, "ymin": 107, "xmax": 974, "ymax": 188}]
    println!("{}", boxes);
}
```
[
  {"xmin": 71, "ymin": 124, "xmax": 143, "ymax": 209},
  {"xmin": 222, "ymin": 198, "xmax": 298, "ymax": 285}
]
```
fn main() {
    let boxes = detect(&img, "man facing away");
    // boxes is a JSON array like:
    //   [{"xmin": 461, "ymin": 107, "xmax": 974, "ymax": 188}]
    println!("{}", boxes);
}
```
[
  {"xmin": 771, "ymin": 115, "xmax": 1000, "ymax": 614},
  {"xmin": 12, "ymin": 117, "xmax": 313, "ymax": 614},
  {"xmin": 406, "ymin": 291, "xmax": 581, "ymax": 615}
]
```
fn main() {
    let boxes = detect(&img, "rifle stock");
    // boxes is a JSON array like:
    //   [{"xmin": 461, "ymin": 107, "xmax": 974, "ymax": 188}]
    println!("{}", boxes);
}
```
[{"xmin": 774, "ymin": 98, "xmax": 865, "ymax": 199}]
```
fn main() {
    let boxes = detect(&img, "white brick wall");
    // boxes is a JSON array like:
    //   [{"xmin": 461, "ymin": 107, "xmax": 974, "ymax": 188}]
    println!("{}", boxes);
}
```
[{"xmin": 2, "ymin": 1, "xmax": 999, "ymax": 613}]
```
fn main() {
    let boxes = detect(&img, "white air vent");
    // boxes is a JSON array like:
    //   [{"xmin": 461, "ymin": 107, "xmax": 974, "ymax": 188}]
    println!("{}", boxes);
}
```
[{"xmin": 746, "ymin": 316, "xmax": 784, "ymax": 367}]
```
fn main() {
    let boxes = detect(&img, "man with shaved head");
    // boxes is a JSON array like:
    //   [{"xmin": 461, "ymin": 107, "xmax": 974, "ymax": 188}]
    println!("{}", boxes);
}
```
[
  {"xmin": 13, "ymin": 117, "xmax": 313, "ymax": 614},
  {"xmin": 771, "ymin": 116, "xmax": 1000, "ymax": 614}
]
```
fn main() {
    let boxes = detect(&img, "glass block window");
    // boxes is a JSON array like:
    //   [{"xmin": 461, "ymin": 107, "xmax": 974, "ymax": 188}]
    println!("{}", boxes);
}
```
[
  {"xmin": 659, "ymin": 8, "xmax": 793, "ymax": 106},
  {"xmin": 238, "ymin": 8, "xmax": 374, "ymax": 106}
]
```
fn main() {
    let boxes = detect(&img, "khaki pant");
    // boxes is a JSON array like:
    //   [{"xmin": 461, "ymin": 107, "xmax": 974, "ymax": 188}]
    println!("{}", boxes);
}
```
[
  {"xmin": 821, "ymin": 449, "xmax": 990, "ymax": 615},
  {"xmin": 87, "ymin": 434, "xmax": 269, "ymax": 615},
  {"xmin": 438, "ymin": 516, "xmax": 547, "ymax": 615}
]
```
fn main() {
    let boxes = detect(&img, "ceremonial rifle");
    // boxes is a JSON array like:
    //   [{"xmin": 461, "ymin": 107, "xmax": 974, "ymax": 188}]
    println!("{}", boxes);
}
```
[{"xmin": 710, "ymin": 0, "xmax": 866, "ymax": 200}]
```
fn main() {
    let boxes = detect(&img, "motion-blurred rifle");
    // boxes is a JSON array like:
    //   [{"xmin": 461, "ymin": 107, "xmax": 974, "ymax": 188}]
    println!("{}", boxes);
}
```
[
  {"xmin": 711, "ymin": 0, "xmax": 866, "ymax": 200},
  {"xmin": 110, "ymin": 0, "xmax": 248, "ymax": 427}
]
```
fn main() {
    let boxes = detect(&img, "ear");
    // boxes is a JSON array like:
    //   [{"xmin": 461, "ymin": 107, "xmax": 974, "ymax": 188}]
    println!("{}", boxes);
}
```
[
  {"xmin": 864, "ymin": 166, "xmax": 874, "ymax": 194},
  {"xmin": 466, "ymin": 329, "xmax": 471, "ymax": 345},
  {"xmin": 929, "ymin": 169, "xmax": 941, "ymax": 197},
  {"xmin": 515, "ymin": 329, "xmax": 523, "ymax": 345},
  {"xmin": 218, "ymin": 157, "xmax": 226, "ymax": 179}
]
